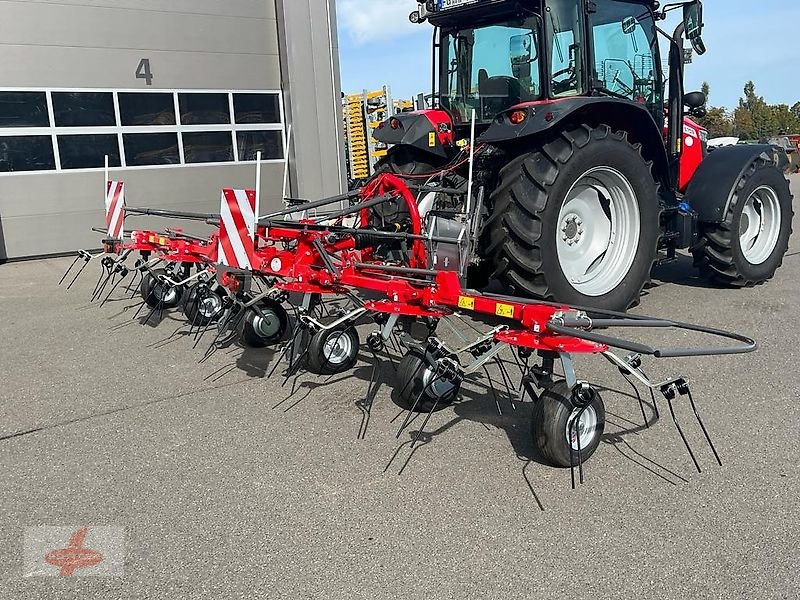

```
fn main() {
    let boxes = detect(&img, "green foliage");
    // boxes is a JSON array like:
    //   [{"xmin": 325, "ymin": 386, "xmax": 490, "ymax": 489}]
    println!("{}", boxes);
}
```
[{"xmin": 696, "ymin": 81, "xmax": 800, "ymax": 140}]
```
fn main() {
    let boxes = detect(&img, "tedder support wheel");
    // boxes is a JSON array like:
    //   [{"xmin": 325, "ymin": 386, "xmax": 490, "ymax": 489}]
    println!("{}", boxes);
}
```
[
  {"xmin": 485, "ymin": 124, "xmax": 661, "ymax": 311},
  {"xmin": 531, "ymin": 381, "xmax": 606, "ymax": 468},
  {"xmin": 141, "ymin": 268, "xmax": 185, "ymax": 309},
  {"xmin": 241, "ymin": 299, "xmax": 289, "ymax": 348},
  {"xmin": 692, "ymin": 159, "xmax": 793, "ymax": 286},
  {"xmin": 183, "ymin": 285, "xmax": 224, "ymax": 326},
  {"xmin": 306, "ymin": 325, "xmax": 360, "ymax": 375},
  {"xmin": 393, "ymin": 347, "xmax": 459, "ymax": 413}
]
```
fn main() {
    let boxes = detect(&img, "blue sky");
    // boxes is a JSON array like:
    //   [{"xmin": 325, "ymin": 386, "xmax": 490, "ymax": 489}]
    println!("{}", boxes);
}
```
[{"xmin": 337, "ymin": 0, "xmax": 800, "ymax": 109}]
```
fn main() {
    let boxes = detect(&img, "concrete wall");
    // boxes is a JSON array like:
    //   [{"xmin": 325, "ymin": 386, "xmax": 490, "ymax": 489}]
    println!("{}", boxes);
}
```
[{"xmin": 0, "ymin": 0, "xmax": 344, "ymax": 260}]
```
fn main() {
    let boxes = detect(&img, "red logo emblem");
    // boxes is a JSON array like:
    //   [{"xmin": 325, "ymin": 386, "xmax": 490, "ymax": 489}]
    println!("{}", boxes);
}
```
[{"xmin": 44, "ymin": 527, "xmax": 104, "ymax": 576}]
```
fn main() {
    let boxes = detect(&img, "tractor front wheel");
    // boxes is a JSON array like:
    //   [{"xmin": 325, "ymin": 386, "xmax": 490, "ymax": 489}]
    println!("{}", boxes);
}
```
[
  {"xmin": 692, "ymin": 159, "xmax": 793, "ymax": 286},
  {"xmin": 485, "ymin": 124, "xmax": 661, "ymax": 311}
]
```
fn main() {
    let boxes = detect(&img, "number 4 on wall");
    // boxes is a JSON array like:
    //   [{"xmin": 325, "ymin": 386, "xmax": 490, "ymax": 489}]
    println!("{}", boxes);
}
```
[{"xmin": 136, "ymin": 59, "xmax": 154, "ymax": 86}]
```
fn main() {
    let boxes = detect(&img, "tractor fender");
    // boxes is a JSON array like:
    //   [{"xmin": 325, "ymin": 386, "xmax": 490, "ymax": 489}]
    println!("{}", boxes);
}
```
[
  {"xmin": 373, "ymin": 110, "xmax": 454, "ymax": 159},
  {"xmin": 684, "ymin": 144, "xmax": 777, "ymax": 223},
  {"xmin": 480, "ymin": 97, "xmax": 670, "ymax": 186}
]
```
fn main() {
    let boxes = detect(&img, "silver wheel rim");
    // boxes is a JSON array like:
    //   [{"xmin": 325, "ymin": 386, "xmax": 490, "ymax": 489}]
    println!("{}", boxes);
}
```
[
  {"xmin": 253, "ymin": 309, "xmax": 282, "ymax": 338},
  {"xmin": 198, "ymin": 294, "xmax": 222, "ymax": 318},
  {"xmin": 322, "ymin": 330, "xmax": 353, "ymax": 365},
  {"xmin": 557, "ymin": 166, "xmax": 641, "ymax": 297},
  {"xmin": 422, "ymin": 365, "xmax": 456, "ymax": 399},
  {"xmin": 565, "ymin": 405, "xmax": 599, "ymax": 451},
  {"xmin": 740, "ymin": 185, "xmax": 782, "ymax": 265},
  {"xmin": 156, "ymin": 283, "xmax": 177, "ymax": 304}
]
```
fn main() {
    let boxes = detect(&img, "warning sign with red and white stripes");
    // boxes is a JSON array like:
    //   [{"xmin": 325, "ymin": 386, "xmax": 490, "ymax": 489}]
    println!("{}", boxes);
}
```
[
  {"xmin": 105, "ymin": 181, "xmax": 125, "ymax": 240},
  {"xmin": 217, "ymin": 188, "xmax": 258, "ymax": 270}
]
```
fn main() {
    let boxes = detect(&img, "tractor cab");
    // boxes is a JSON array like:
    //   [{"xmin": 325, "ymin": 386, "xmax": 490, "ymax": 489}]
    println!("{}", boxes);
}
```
[{"xmin": 373, "ymin": 0, "xmax": 792, "ymax": 313}]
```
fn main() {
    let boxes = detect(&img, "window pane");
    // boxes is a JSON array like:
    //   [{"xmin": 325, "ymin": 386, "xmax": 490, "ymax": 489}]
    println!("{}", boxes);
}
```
[
  {"xmin": 123, "ymin": 133, "xmax": 180, "ymax": 166},
  {"xmin": 0, "ymin": 136, "xmax": 55, "ymax": 171},
  {"xmin": 0, "ymin": 92, "xmax": 49, "ymax": 128},
  {"xmin": 183, "ymin": 131, "xmax": 233, "ymax": 163},
  {"xmin": 52, "ymin": 92, "xmax": 116, "ymax": 127},
  {"xmin": 233, "ymin": 94, "xmax": 280, "ymax": 124},
  {"xmin": 237, "ymin": 130, "xmax": 283, "ymax": 160},
  {"xmin": 118, "ymin": 92, "xmax": 176, "ymax": 126},
  {"xmin": 179, "ymin": 93, "xmax": 231, "ymax": 125},
  {"xmin": 58, "ymin": 134, "xmax": 120, "ymax": 169}
]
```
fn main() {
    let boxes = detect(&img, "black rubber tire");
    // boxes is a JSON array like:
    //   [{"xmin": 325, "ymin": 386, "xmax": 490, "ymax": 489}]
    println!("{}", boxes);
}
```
[
  {"xmin": 241, "ymin": 299, "xmax": 289, "ymax": 348},
  {"xmin": 531, "ymin": 381, "xmax": 606, "ymax": 468},
  {"xmin": 183, "ymin": 286, "xmax": 224, "ymax": 326},
  {"xmin": 484, "ymin": 124, "xmax": 661, "ymax": 311},
  {"xmin": 140, "ymin": 269, "xmax": 184, "ymax": 309},
  {"xmin": 692, "ymin": 158, "xmax": 793, "ymax": 286},
  {"xmin": 306, "ymin": 325, "xmax": 360, "ymax": 375},
  {"xmin": 392, "ymin": 348, "xmax": 458, "ymax": 413},
  {"xmin": 373, "ymin": 145, "xmax": 441, "ymax": 176}
]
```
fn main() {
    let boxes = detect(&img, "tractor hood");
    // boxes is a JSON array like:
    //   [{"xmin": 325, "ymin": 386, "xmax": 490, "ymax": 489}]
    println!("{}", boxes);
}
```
[{"xmin": 374, "ymin": 110, "xmax": 455, "ymax": 158}]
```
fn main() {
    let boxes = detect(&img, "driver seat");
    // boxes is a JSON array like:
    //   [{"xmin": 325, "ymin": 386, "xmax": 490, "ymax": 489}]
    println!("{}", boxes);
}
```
[{"xmin": 478, "ymin": 69, "xmax": 525, "ymax": 117}]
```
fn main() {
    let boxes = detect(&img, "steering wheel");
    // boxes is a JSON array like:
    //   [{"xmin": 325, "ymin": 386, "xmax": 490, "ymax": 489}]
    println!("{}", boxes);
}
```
[{"xmin": 552, "ymin": 65, "xmax": 577, "ymax": 95}]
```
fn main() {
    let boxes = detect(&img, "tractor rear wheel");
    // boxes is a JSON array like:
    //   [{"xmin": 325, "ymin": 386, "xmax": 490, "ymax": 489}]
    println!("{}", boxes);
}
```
[
  {"xmin": 692, "ymin": 159, "xmax": 793, "ymax": 286},
  {"xmin": 485, "ymin": 124, "xmax": 661, "ymax": 311}
]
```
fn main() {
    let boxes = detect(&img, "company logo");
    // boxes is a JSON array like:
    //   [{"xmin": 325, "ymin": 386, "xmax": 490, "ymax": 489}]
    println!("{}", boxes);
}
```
[{"xmin": 24, "ymin": 526, "xmax": 125, "ymax": 577}]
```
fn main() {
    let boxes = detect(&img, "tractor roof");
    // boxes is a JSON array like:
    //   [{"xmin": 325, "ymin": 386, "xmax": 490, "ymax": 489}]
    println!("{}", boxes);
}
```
[{"xmin": 427, "ymin": 0, "xmax": 656, "ymax": 29}]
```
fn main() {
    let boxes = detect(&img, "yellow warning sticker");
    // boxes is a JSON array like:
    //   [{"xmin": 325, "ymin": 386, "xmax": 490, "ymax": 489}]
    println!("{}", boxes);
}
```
[
  {"xmin": 458, "ymin": 296, "xmax": 475, "ymax": 310},
  {"xmin": 495, "ymin": 303, "xmax": 514, "ymax": 318},
  {"xmin": 428, "ymin": 132, "xmax": 436, "ymax": 147}
]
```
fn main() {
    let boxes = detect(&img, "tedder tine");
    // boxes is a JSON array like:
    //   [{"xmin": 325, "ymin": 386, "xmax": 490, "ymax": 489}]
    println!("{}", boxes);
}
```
[
  {"xmin": 100, "ymin": 268, "xmax": 128, "ymax": 307},
  {"xmin": 679, "ymin": 381, "xmax": 722, "ymax": 467},
  {"xmin": 482, "ymin": 365, "xmax": 503, "ymax": 417},
  {"xmin": 66, "ymin": 258, "xmax": 92, "ymax": 290},
  {"xmin": 58, "ymin": 255, "xmax": 81, "ymax": 285},
  {"xmin": 663, "ymin": 383, "xmax": 702, "ymax": 474}
]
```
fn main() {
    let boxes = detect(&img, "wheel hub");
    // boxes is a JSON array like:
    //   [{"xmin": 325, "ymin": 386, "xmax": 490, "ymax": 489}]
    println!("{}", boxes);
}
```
[
  {"xmin": 253, "ymin": 310, "xmax": 281, "ymax": 338},
  {"xmin": 561, "ymin": 214, "xmax": 584, "ymax": 246},
  {"xmin": 566, "ymin": 405, "xmax": 598, "ymax": 451},
  {"xmin": 739, "ymin": 185, "xmax": 781, "ymax": 265},
  {"xmin": 322, "ymin": 331, "xmax": 353, "ymax": 365},
  {"xmin": 199, "ymin": 294, "xmax": 222, "ymax": 317}
]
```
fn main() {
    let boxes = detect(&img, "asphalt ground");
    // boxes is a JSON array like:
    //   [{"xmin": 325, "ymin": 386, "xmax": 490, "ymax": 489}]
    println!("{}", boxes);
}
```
[{"xmin": 0, "ymin": 177, "xmax": 798, "ymax": 599}]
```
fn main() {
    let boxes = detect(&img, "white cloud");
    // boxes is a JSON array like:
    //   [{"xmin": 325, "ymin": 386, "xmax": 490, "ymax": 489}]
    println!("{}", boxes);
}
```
[{"xmin": 337, "ymin": 0, "xmax": 421, "ymax": 45}]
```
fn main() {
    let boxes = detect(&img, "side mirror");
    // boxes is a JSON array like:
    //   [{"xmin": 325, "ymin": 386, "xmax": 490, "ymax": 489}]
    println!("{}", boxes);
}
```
[
  {"xmin": 684, "ymin": 91, "xmax": 706, "ymax": 109},
  {"xmin": 683, "ymin": 1, "xmax": 704, "ymax": 40},
  {"xmin": 509, "ymin": 33, "xmax": 537, "ymax": 66}
]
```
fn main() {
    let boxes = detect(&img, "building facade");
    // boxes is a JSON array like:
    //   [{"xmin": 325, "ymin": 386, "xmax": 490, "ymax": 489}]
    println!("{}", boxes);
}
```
[{"xmin": 0, "ymin": 0, "xmax": 344, "ymax": 259}]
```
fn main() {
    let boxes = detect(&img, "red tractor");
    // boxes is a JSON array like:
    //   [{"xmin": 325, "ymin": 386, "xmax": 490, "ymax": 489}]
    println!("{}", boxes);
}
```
[{"xmin": 373, "ymin": 0, "xmax": 793, "ymax": 311}]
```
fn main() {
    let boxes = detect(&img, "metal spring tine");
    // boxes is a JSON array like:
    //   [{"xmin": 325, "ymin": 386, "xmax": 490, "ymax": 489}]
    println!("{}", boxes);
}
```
[
  {"xmin": 575, "ymin": 406, "xmax": 586, "ymax": 485},
  {"xmin": 125, "ymin": 268, "xmax": 141, "ymax": 295},
  {"xmin": 66, "ymin": 258, "xmax": 92, "ymax": 290},
  {"xmin": 410, "ymin": 375, "xmax": 447, "ymax": 448},
  {"xmin": 665, "ymin": 388, "xmax": 701, "ymax": 473},
  {"xmin": 187, "ymin": 295, "xmax": 201, "ymax": 338},
  {"xmin": 621, "ymin": 371, "xmax": 649, "ymax": 428},
  {"xmin": 683, "ymin": 386, "xmax": 722, "ymax": 467},
  {"xmin": 206, "ymin": 306, "xmax": 244, "ymax": 357},
  {"xmin": 100, "ymin": 271, "xmax": 127, "ymax": 307},
  {"xmin": 493, "ymin": 356, "xmax": 517, "ymax": 410},
  {"xmin": 89, "ymin": 268, "xmax": 109, "ymax": 299},
  {"xmin": 357, "ymin": 349, "xmax": 382, "ymax": 440},
  {"xmin": 58, "ymin": 255, "xmax": 81, "ymax": 285},
  {"xmin": 283, "ymin": 328, "xmax": 312, "ymax": 385},
  {"xmin": 193, "ymin": 309, "xmax": 217, "ymax": 348},
  {"xmin": 143, "ymin": 297, "xmax": 165, "ymax": 327},
  {"xmin": 396, "ymin": 369, "xmax": 439, "ymax": 439},
  {"xmin": 640, "ymin": 366, "xmax": 659, "ymax": 418},
  {"xmin": 482, "ymin": 365, "xmax": 503, "ymax": 416},
  {"xmin": 267, "ymin": 330, "xmax": 299, "ymax": 379},
  {"xmin": 92, "ymin": 271, "xmax": 116, "ymax": 303},
  {"xmin": 131, "ymin": 298, "xmax": 148, "ymax": 321}
]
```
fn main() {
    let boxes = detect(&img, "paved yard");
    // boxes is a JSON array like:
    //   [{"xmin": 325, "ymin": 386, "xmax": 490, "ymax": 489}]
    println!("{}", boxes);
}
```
[{"xmin": 0, "ymin": 177, "xmax": 798, "ymax": 599}]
